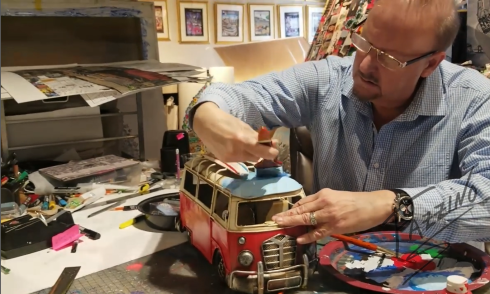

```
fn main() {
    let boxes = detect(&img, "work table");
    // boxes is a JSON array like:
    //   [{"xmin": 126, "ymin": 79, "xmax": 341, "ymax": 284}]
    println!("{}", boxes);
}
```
[{"xmin": 32, "ymin": 240, "xmax": 490, "ymax": 294}]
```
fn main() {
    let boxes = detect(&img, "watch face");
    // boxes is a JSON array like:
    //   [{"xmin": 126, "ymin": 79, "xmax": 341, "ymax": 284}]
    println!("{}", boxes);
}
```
[{"xmin": 398, "ymin": 196, "xmax": 413, "ymax": 220}]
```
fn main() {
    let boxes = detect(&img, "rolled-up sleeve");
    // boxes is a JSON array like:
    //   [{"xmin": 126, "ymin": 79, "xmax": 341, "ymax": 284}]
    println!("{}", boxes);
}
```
[
  {"xmin": 401, "ymin": 95, "xmax": 490, "ymax": 243},
  {"xmin": 189, "ymin": 59, "xmax": 335, "ymax": 131}
]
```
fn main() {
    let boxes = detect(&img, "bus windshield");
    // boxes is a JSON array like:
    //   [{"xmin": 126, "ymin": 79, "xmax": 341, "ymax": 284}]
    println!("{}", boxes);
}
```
[{"xmin": 237, "ymin": 196, "xmax": 301, "ymax": 226}]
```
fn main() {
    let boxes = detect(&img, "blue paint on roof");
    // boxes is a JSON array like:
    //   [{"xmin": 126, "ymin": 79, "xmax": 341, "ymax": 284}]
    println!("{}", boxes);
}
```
[{"xmin": 220, "ymin": 171, "xmax": 302, "ymax": 199}]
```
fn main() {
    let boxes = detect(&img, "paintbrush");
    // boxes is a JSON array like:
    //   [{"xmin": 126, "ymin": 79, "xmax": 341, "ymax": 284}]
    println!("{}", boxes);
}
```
[{"xmin": 331, "ymin": 234, "xmax": 398, "ymax": 257}]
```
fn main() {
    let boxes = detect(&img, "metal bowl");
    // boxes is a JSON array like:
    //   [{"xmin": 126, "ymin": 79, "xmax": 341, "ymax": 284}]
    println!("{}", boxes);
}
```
[{"xmin": 137, "ymin": 192, "xmax": 180, "ymax": 231}]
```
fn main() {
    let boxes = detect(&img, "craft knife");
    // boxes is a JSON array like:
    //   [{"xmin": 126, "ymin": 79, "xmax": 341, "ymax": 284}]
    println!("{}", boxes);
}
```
[
  {"xmin": 79, "ymin": 187, "xmax": 172, "ymax": 210},
  {"xmin": 87, "ymin": 200, "xmax": 124, "ymax": 218},
  {"xmin": 45, "ymin": 209, "xmax": 69, "ymax": 224}
]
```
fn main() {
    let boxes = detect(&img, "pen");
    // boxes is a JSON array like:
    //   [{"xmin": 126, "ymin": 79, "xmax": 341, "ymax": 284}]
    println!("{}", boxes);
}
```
[
  {"xmin": 119, "ymin": 214, "xmax": 146, "ymax": 229},
  {"xmin": 111, "ymin": 205, "xmax": 137, "ymax": 211}
]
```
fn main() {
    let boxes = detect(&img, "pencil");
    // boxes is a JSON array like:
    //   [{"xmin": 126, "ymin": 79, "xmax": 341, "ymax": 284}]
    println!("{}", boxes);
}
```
[{"xmin": 331, "ymin": 234, "xmax": 398, "ymax": 257}]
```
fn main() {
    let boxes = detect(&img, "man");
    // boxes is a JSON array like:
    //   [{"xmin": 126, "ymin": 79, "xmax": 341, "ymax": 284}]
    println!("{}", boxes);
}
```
[{"xmin": 190, "ymin": 0, "xmax": 490, "ymax": 247}]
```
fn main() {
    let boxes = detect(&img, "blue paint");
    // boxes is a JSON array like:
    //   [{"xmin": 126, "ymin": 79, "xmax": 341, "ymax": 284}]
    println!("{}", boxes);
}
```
[
  {"xmin": 220, "ymin": 172, "xmax": 302, "ymax": 199},
  {"xmin": 2, "ymin": 6, "xmax": 150, "ymax": 59}
]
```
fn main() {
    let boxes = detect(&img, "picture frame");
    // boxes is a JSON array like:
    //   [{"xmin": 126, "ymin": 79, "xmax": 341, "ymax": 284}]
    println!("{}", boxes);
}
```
[
  {"xmin": 139, "ymin": 0, "xmax": 170, "ymax": 41},
  {"xmin": 306, "ymin": 5, "xmax": 324, "ymax": 43},
  {"xmin": 248, "ymin": 3, "xmax": 275, "ymax": 42},
  {"xmin": 277, "ymin": 5, "xmax": 305, "ymax": 39},
  {"xmin": 215, "ymin": 3, "xmax": 245, "ymax": 44},
  {"xmin": 177, "ymin": 0, "xmax": 210, "ymax": 44}
]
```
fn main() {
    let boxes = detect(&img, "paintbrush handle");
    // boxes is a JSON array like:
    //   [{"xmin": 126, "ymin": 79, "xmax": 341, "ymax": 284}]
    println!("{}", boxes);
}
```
[{"xmin": 331, "ymin": 234, "xmax": 378, "ymax": 251}]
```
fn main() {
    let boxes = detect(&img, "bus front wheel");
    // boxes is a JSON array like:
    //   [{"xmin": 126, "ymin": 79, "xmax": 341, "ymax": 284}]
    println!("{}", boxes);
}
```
[{"xmin": 213, "ymin": 251, "xmax": 226, "ymax": 283}]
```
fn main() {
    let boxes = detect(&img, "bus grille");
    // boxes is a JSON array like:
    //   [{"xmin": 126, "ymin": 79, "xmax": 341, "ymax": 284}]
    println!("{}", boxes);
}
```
[{"xmin": 261, "ymin": 235, "xmax": 297, "ymax": 270}]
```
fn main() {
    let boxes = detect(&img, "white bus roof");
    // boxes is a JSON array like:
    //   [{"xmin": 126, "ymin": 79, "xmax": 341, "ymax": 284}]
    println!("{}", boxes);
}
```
[{"xmin": 185, "ymin": 156, "xmax": 303, "ymax": 199}]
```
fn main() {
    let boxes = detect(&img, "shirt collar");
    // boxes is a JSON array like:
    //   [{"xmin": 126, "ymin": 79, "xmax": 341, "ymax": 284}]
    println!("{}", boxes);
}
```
[{"xmin": 341, "ymin": 65, "xmax": 446, "ymax": 121}]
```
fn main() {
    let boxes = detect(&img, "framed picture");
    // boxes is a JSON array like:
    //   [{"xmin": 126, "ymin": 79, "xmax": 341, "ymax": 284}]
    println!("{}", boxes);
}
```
[
  {"xmin": 139, "ymin": 0, "xmax": 170, "ymax": 41},
  {"xmin": 248, "ymin": 4, "xmax": 275, "ymax": 42},
  {"xmin": 215, "ymin": 3, "xmax": 245, "ymax": 44},
  {"xmin": 177, "ymin": 0, "xmax": 210, "ymax": 43},
  {"xmin": 277, "ymin": 5, "xmax": 305, "ymax": 39},
  {"xmin": 306, "ymin": 5, "xmax": 324, "ymax": 43}
]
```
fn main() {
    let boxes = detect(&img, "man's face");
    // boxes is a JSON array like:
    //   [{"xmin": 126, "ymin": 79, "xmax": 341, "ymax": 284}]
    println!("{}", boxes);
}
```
[{"xmin": 352, "ymin": 7, "xmax": 445, "ymax": 107}]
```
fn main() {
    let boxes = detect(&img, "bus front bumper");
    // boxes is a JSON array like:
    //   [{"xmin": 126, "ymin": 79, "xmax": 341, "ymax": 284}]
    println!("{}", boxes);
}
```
[{"xmin": 227, "ymin": 254, "xmax": 309, "ymax": 294}]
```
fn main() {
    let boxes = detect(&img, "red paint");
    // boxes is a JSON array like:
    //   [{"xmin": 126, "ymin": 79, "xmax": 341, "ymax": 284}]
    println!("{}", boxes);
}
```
[
  {"xmin": 126, "ymin": 263, "xmax": 143, "ymax": 271},
  {"xmin": 391, "ymin": 254, "xmax": 436, "ymax": 271}
]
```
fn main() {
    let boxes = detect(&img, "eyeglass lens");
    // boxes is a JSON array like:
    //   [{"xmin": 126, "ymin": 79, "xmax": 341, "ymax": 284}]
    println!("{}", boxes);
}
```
[{"xmin": 351, "ymin": 34, "xmax": 400, "ymax": 70}]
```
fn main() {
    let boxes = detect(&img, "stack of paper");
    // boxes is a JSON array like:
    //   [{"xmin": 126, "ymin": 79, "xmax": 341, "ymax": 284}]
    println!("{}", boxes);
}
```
[{"xmin": 0, "ymin": 60, "xmax": 210, "ymax": 106}]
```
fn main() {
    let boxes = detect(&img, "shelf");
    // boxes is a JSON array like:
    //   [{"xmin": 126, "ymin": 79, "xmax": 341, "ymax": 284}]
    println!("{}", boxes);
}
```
[
  {"xmin": 5, "ymin": 112, "xmax": 137, "ymax": 124},
  {"xmin": 8, "ymin": 136, "xmax": 138, "ymax": 151}
]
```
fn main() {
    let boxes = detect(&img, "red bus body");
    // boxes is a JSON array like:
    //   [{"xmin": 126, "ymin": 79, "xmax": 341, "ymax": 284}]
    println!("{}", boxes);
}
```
[{"xmin": 179, "ymin": 157, "xmax": 316, "ymax": 294}]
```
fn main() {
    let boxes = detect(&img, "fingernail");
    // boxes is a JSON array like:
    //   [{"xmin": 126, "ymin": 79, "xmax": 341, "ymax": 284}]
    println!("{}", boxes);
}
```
[
  {"xmin": 297, "ymin": 237, "xmax": 305, "ymax": 244},
  {"xmin": 275, "ymin": 217, "xmax": 283, "ymax": 223}
]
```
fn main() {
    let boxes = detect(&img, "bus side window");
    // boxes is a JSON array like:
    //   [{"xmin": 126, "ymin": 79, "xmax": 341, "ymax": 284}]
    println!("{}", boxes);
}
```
[
  {"xmin": 198, "ymin": 181, "xmax": 213, "ymax": 209},
  {"xmin": 214, "ymin": 191, "xmax": 229, "ymax": 221},
  {"xmin": 183, "ymin": 171, "xmax": 197, "ymax": 195}
]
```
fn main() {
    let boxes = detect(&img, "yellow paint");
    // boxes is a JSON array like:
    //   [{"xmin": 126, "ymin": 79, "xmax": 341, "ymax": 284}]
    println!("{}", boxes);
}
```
[{"xmin": 34, "ymin": 0, "xmax": 42, "ymax": 11}]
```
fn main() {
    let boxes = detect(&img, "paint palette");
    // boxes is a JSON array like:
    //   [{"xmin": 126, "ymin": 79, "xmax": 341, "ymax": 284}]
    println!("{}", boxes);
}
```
[{"xmin": 319, "ymin": 232, "xmax": 490, "ymax": 293}]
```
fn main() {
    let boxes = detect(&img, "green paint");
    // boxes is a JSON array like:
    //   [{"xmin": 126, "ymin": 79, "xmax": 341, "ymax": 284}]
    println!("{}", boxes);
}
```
[{"xmin": 409, "ymin": 245, "xmax": 446, "ymax": 258}]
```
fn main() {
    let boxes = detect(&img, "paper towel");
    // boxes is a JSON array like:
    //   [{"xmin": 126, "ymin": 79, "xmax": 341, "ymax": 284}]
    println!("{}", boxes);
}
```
[{"xmin": 209, "ymin": 66, "xmax": 235, "ymax": 84}]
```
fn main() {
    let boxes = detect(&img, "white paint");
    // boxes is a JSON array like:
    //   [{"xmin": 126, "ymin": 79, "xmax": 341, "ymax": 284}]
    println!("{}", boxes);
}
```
[
  {"xmin": 346, "ymin": 255, "xmax": 478, "ymax": 291},
  {"xmin": 345, "ymin": 255, "xmax": 395, "ymax": 272},
  {"xmin": 446, "ymin": 275, "xmax": 469, "ymax": 294}
]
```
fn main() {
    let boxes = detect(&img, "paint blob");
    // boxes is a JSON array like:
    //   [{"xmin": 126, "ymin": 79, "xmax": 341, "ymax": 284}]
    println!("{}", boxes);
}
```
[{"xmin": 340, "ymin": 243, "xmax": 479, "ymax": 291}]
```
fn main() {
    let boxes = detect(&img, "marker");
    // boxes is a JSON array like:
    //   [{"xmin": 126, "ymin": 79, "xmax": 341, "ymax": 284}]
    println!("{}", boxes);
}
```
[
  {"xmin": 1, "ymin": 265, "xmax": 10, "ymax": 274},
  {"xmin": 79, "ymin": 226, "xmax": 101, "ymax": 240},
  {"xmin": 119, "ymin": 214, "xmax": 146, "ymax": 229}
]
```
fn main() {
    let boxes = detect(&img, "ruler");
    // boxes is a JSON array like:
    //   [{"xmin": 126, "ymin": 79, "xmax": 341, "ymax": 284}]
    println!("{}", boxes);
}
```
[{"xmin": 48, "ymin": 266, "xmax": 81, "ymax": 294}]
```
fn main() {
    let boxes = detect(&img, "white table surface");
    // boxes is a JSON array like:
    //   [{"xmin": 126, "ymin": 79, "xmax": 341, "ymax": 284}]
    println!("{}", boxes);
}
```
[{"xmin": 1, "ymin": 188, "xmax": 188, "ymax": 294}]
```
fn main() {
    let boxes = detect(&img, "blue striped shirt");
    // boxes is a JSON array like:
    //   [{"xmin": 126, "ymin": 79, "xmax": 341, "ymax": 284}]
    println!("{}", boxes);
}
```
[{"xmin": 193, "ymin": 54, "xmax": 490, "ymax": 244}]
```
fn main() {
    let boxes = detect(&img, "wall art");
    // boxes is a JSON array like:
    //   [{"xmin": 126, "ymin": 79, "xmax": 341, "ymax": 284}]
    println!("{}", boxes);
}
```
[
  {"xmin": 277, "ymin": 5, "xmax": 305, "ymax": 39},
  {"xmin": 215, "ymin": 3, "xmax": 244, "ymax": 44},
  {"xmin": 177, "ymin": 0, "xmax": 210, "ymax": 43},
  {"xmin": 248, "ymin": 4, "xmax": 275, "ymax": 42},
  {"xmin": 141, "ymin": 0, "xmax": 170, "ymax": 41},
  {"xmin": 306, "ymin": 5, "xmax": 324, "ymax": 43}
]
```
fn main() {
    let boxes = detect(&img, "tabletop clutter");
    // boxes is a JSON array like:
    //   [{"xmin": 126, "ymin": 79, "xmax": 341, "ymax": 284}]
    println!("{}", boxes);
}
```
[{"xmin": 0, "ymin": 130, "xmax": 191, "ymax": 284}]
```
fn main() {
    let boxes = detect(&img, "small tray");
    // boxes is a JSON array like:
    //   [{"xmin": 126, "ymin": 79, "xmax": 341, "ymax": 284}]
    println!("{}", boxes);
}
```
[{"xmin": 318, "ymin": 232, "xmax": 490, "ymax": 293}]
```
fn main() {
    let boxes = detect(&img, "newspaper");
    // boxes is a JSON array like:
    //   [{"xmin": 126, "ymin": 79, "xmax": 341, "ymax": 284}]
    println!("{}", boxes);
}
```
[
  {"xmin": 1, "ymin": 60, "xmax": 209, "ymax": 104},
  {"xmin": 38, "ymin": 154, "xmax": 139, "ymax": 182}
]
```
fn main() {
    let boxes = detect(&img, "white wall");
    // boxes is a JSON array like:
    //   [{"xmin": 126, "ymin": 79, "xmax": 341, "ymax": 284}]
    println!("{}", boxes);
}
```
[{"xmin": 158, "ymin": 0, "xmax": 326, "ymax": 68}]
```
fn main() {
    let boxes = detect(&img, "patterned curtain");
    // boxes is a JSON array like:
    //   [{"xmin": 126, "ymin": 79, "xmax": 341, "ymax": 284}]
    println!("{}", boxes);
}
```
[{"xmin": 305, "ymin": 0, "xmax": 377, "ymax": 61}]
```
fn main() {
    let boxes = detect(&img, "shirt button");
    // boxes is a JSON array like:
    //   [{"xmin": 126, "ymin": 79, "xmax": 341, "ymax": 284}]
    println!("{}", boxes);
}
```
[{"xmin": 373, "ymin": 163, "xmax": 380, "ymax": 169}]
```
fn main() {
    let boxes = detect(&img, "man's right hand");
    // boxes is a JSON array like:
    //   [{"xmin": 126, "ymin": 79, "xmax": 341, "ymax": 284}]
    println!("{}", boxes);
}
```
[{"xmin": 192, "ymin": 102, "xmax": 279, "ymax": 163}]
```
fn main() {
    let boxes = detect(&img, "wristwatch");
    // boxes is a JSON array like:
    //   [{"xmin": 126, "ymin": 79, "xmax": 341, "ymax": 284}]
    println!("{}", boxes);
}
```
[{"xmin": 390, "ymin": 189, "xmax": 414, "ymax": 223}]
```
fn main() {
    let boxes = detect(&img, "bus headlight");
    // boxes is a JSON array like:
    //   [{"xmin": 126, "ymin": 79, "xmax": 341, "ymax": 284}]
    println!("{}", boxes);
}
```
[{"xmin": 238, "ymin": 250, "xmax": 254, "ymax": 266}]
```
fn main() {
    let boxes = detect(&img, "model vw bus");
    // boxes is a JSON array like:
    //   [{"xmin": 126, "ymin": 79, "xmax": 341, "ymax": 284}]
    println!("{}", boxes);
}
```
[{"xmin": 178, "ymin": 155, "xmax": 317, "ymax": 294}]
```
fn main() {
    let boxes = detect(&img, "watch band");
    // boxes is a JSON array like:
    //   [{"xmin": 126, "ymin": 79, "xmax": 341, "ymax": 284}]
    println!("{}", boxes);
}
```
[{"xmin": 390, "ymin": 189, "xmax": 414, "ymax": 229}]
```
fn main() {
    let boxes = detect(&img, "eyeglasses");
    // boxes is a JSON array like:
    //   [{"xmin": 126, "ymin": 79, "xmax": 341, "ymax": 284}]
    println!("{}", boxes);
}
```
[{"xmin": 351, "ymin": 33, "xmax": 436, "ymax": 71}]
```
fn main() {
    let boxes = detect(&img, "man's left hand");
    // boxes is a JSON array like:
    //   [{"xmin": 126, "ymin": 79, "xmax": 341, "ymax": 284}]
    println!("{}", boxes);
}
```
[{"xmin": 272, "ymin": 188, "xmax": 396, "ymax": 244}]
